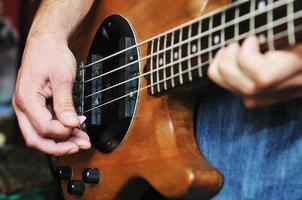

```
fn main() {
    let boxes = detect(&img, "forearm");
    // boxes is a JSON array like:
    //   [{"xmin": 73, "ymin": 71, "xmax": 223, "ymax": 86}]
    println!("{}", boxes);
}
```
[{"xmin": 29, "ymin": 0, "xmax": 94, "ymax": 41}]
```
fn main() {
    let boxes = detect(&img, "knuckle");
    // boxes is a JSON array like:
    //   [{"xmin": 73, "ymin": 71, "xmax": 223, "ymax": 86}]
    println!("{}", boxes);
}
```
[
  {"xmin": 218, "ymin": 57, "xmax": 235, "ymax": 75},
  {"xmin": 207, "ymin": 65, "xmax": 215, "ymax": 78},
  {"xmin": 60, "ymin": 76, "xmax": 73, "ymax": 85},
  {"xmin": 12, "ymin": 95, "xmax": 18, "ymax": 109},
  {"xmin": 55, "ymin": 100, "xmax": 74, "ymax": 112},
  {"xmin": 253, "ymin": 74, "xmax": 273, "ymax": 89},
  {"xmin": 36, "ymin": 125, "xmax": 50, "ymax": 136},
  {"xmin": 54, "ymin": 73, "xmax": 74, "ymax": 84},
  {"xmin": 14, "ymin": 90, "xmax": 25, "ymax": 105},
  {"xmin": 241, "ymin": 85, "xmax": 257, "ymax": 96},
  {"xmin": 25, "ymin": 139, "xmax": 37, "ymax": 149}
]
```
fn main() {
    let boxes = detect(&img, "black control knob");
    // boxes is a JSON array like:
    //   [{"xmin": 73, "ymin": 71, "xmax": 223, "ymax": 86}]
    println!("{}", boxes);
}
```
[
  {"xmin": 67, "ymin": 180, "xmax": 85, "ymax": 196},
  {"xmin": 55, "ymin": 166, "xmax": 72, "ymax": 180},
  {"xmin": 82, "ymin": 168, "xmax": 100, "ymax": 184}
]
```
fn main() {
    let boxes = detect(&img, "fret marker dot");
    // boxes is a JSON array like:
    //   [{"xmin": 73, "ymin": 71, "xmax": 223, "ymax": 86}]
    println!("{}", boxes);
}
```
[
  {"xmin": 159, "ymin": 58, "xmax": 163, "ymax": 65},
  {"xmin": 173, "ymin": 52, "xmax": 179, "ymax": 60},
  {"xmin": 213, "ymin": 35, "xmax": 220, "ymax": 44},
  {"xmin": 258, "ymin": 34, "xmax": 266, "ymax": 44},
  {"xmin": 257, "ymin": 1, "xmax": 266, "ymax": 10},
  {"xmin": 191, "ymin": 44, "xmax": 197, "ymax": 53}
]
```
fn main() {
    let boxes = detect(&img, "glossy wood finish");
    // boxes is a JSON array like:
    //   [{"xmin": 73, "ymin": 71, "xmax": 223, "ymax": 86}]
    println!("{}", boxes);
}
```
[{"xmin": 60, "ymin": 1, "xmax": 231, "ymax": 199}]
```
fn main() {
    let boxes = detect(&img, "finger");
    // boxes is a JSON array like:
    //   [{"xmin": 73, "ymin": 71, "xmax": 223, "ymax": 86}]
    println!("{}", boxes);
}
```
[
  {"xmin": 237, "ymin": 36, "xmax": 267, "ymax": 83},
  {"xmin": 208, "ymin": 47, "xmax": 231, "ymax": 89},
  {"xmin": 250, "ymin": 72, "xmax": 302, "ymax": 95},
  {"xmin": 69, "ymin": 128, "xmax": 91, "ymax": 149},
  {"xmin": 239, "ymin": 36, "xmax": 302, "ymax": 89},
  {"xmin": 14, "ymin": 103, "xmax": 80, "ymax": 156},
  {"xmin": 51, "ymin": 73, "xmax": 79, "ymax": 127},
  {"xmin": 263, "ymin": 50, "xmax": 302, "ymax": 83},
  {"xmin": 216, "ymin": 43, "xmax": 255, "ymax": 95},
  {"xmin": 14, "ymin": 89, "xmax": 74, "ymax": 138},
  {"xmin": 72, "ymin": 128, "xmax": 90, "ymax": 141}
]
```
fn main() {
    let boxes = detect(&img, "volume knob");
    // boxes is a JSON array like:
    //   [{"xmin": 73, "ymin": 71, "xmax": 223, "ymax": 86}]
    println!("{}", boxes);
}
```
[
  {"xmin": 82, "ymin": 168, "xmax": 100, "ymax": 184},
  {"xmin": 55, "ymin": 166, "xmax": 72, "ymax": 180},
  {"xmin": 67, "ymin": 180, "xmax": 85, "ymax": 196}
]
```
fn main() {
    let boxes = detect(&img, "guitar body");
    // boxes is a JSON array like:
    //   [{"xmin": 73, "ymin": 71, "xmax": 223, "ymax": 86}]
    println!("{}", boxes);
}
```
[
  {"xmin": 55, "ymin": 0, "xmax": 302, "ymax": 199},
  {"xmin": 57, "ymin": 0, "xmax": 231, "ymax": 199}
]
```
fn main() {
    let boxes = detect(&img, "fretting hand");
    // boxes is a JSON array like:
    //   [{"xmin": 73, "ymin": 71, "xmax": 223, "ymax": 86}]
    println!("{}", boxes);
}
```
[{"xmin": 208, "ymin": 36, "xmax": 302, "ymax": 108}]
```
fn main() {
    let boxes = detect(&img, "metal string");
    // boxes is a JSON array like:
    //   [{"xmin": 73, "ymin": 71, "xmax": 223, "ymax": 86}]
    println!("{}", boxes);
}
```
[
  {"xmin": 76, "ymin": 9, "xmax": 302, "ymax": 103},
  {"xmin": 78, "ymin": 0, "xmax": 252, "ymax": 71},
  {"xmin": 79, "ymin": 0, "xmax": 292, "ymax": 84},
  {"xmin": 82, "ymin": 19, "xmax": 302, "ymax": 113}
]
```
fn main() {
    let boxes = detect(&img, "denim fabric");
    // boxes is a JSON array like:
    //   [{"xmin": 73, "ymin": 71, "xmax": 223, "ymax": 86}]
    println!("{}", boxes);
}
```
[{"xmin": 195, "ymin": 89, "xmax": 302, "ymax": 200}]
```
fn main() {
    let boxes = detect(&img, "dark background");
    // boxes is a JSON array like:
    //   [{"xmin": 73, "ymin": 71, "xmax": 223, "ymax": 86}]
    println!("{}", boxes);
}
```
[{"xmin": 0, "ymin": 1, "xmax": 59, "ymax": 199}]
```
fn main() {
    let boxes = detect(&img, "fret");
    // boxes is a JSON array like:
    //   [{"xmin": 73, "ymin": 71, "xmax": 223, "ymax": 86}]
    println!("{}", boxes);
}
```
[
  {"xmin": 190, "ymin": 21, "xmax": 200, "ymax": 80},
  {"xmin": 181, "ymin": 27, "xmax": 190, "ymax": 84},
  {"xmin": 255, "ymin": 0, "xmax": 268, "ymax": 46},
  {"xmin": 156, "ymin": 36, "xmax": 161, "ymax": 93},
  {"xmin": 197, "ymin": 20, "xmax": 202, "ymax": 78},
  {"xmin": 221, "ymin": 11, "xmax": 226, "ymax": 47},
  {"xmin": 294, "ymin": 0, "xmax": 302, "ymax": 43},
  {"xmin": 150, "ymin": 40, "xmax": 155, "ymax": 95},
  {"xmin": 234, "ymin": 6, "xmax": 240, "ymax": 42},
  {"xmin": 250, "ymin": 0, "xmax": 256, "ymax": 34},
  {"xmin": 287, "ymin": 0, "xmax": 296, "ymax": 46},
  {"xmin": 170, "ymin": 32, "xmax": 175, "ymax": 88},
  {"xmin": 267, "ymin": 0, "xmax": 275, "ymax": 50},
  {"xmin": 187, "ymin": 24, "xmax": 193, "ymax": 81},
  {"xmin": 208, "ymin": 16, "xmax": 213, "ymax": 63},
  {"xmin": 212, "ymin": 13, "xmax": 222, "ymax": 57},
  {"xmin": 200, "ymin": 18, "xmax": 210, "ymax": 76},
  {"xmin": 178, "ymin": 28, "xmax": 184, "ymax": 85},
  {"xmin": 165, "ymin": 33, "xmax": 173, "ymax": 90},
  {"xmin": 172, "ymin": 30, "xmax": 181, "ymax": 87},
  {"xmin": 163, "ymin": 34, "xmax": 168, "ymax": 90}
]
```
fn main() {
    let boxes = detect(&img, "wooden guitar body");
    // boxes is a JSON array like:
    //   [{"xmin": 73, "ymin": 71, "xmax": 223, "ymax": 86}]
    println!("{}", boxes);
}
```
[
  {"xmin": 54, "ymin": 0, "xmax": 302, "ymax": 198},
  {"xmin": 56, "ymin": 0, "xmax": 231, "ymax": 199}
]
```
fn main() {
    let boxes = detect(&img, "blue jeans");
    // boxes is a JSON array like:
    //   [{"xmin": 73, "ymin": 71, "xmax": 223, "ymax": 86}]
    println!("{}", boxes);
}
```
[{"xmin": 195, "ymin": 89, "xmax": 302, "ymax": 200}]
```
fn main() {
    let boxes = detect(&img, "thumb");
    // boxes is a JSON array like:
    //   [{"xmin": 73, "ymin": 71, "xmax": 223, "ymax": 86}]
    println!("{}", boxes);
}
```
[{"xmin": 51, "ymin": 76, "xmax": 79, "ymax": 127}]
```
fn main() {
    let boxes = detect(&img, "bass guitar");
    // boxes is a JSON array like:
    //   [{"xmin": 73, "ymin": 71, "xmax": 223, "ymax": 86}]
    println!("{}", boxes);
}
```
[{"xmin": 49, "ymin": 0, "xmax": 302, "ymax": 199}]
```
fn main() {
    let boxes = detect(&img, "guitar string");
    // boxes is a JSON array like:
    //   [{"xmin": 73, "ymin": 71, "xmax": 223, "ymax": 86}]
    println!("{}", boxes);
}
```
[
  {"xmin": 78, "ymin": 0, "xmax": 292, "ymax": 84},
  {"xmin": 78, "ymin": 0, "xmax": 251, "ymax": 70},
  {"xmin": 76, "ymin": 10, "xmax": 302, "ymax": 102},
  {"xmin": 82, "ymin": 20, "xmax": 302, "ymax": 113},
  {"xmin": 83, "ymin": 26, "xmax": 302, "ymax": 113}
]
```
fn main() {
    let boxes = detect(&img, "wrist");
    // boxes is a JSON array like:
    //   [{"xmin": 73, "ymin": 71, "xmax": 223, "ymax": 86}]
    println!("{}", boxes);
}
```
[{"xmin": 27, "ymin": 30, "xmax": 69, "ymax": 47}]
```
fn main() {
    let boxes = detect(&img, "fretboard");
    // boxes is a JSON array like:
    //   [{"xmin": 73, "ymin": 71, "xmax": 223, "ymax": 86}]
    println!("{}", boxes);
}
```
[{"xmin": 145, "ymin": 0, "xmax": 302, "ymax": 96}]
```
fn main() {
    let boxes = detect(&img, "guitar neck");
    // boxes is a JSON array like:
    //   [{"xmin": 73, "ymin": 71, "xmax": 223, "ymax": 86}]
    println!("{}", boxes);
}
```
[{"xmin": 146, "ymin": 0, "xmax": 302, "ymax": 96}]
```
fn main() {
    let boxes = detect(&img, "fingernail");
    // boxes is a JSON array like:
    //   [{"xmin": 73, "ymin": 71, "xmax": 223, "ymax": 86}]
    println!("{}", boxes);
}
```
[
  {"xmin": 67, "ymin": 147, "xmax": 78, "ymax": 154},
  {"xmin": 63, "ymin": 112, "xmax": 79, "ymax": 122},
  {"xmin": 78, "ymin": 115, "xmax": 86, "ymax": 124},
  {"xmin": 80, "ymin": 141, "xmax": 91, "ymax": 149}
]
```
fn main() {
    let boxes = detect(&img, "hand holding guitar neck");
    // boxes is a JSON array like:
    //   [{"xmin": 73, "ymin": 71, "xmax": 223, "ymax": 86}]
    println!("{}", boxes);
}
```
[{"xmin": 208, "ymin": 36, "xmax": 302, "ymax": 108}]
